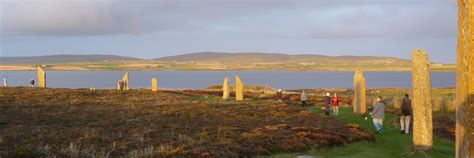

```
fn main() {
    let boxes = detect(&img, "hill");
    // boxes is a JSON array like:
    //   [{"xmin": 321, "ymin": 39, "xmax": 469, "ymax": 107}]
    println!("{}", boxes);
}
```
[
  {"xmin": 0, "ymin": 52, "xmax": 453, "ymax": 71},
  {"xmin": 155, "ymin": 52, "xmax": 411, "ymax": 65},
  {"xmin": 0, "ymin": 55, "xmax": 141, "ymax": 65}
]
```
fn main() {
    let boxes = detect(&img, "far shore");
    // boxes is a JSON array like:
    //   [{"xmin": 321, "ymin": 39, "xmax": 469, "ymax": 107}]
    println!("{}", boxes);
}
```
[{"xmin": 0, "ymin": 65, "xmax": 456, "ymax": 72}]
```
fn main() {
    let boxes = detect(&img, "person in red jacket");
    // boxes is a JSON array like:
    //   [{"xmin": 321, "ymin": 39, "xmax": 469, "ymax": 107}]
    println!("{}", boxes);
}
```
[{"xmin": 331, "ymin": 93, "xmax": 341, "ymax": 115}]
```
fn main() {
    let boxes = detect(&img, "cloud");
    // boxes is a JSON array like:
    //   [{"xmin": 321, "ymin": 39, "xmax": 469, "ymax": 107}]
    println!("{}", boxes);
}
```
[
  {"xmin": 1, "ymin": 0, "xmax": 457, "ymax": 39},
  {"xmin": 1, "ymin": 0, "xmax": 141, "ymax": 36}
]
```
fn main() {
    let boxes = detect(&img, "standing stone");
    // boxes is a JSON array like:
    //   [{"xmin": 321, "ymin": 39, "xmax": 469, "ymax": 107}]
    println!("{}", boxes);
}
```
[
  {"xmin": 412, "ymin": 49, "xmax": 433, "ymax": 150},
  {"xmin": 235, "ymin": 75, "xmax": 244, "ymax": 101},
  {"xmin": 456, "ymin": 1, "xmax": 474, "ymax": 157},
  {"xmin": 353, "ymin": 70, "xmax": 366, "ymax": 114},
  {"xmin": 122, "ymin": 72, "xmax": 129, "ymax": 90},
  {"xmin": 222, "ymin": 77, "xmax": 230, "ymax": 99},
  {"xmin": 37, "ymin": 66, "xmax": 46, "ymax": 88},
  {"xmin": 151, "ymin": 78, "xmax": 158, "ymax": 92}
]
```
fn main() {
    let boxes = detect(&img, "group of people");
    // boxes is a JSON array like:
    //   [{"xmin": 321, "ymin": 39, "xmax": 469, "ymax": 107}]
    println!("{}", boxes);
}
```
[
  {"xmin": 300, "ymin": 91, "xmax": 341, "ymax": 115},
  {"xmin": 1, "ymin": 78, "xmax": 36, "ymax": 87},
  {"xmin": 117, "ymin": 79, "xmax": 127, "ymax": 91},
  {"xmin": 297, "ymin": 90, "xmax": 413, "ymax": 134},
  {"xmin": 368, "ymin": 94, "xmax": 412, "ymax": 134}
]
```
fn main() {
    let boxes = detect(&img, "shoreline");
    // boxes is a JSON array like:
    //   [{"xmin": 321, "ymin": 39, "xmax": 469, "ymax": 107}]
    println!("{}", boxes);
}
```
[
  {"xmin": 0, "ymin": 68, "xmax": 457, "ymax": 72},
  {"xmin": 0, "ymin": 86, "xmax": 456, "ymax": 91}
]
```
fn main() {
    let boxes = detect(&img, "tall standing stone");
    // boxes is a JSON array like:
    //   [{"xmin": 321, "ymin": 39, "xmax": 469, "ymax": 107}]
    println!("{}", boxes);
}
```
[
  {"xmin": 151, "ymin": 78, "xmax": 158, "ymax": 92},
  {"xmin": 353, "ymin": 70, "xmax": 366, "ymax": 114},
  {"xmin": 412, "ymin": 49, "xmax": 433, "ymax": 150},
  {"xmin": 37, "ymin": 66, "xmax": 46, "ymax": 88},
  {"xmin": 223, "ymin": 77, "xmax": 230, "ymax": 99},
  {"xmin": 456, "ymin": 1, "xmax": 474, "ymax": 157},
  {"xmin": 122, "ymin": 72, "xmax": 129, "ymax": 90},
  {"xmin": 235, "ymin": 75, "xmax": 244, "ymax": 101}
]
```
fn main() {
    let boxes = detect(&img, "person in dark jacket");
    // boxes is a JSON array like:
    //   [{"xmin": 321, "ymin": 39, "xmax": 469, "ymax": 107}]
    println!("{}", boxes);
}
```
[
  {"xmin": 400, "ymin": 94, "xmax": 412, "ymax": 134},
  {"xmin": 30, "ymin": 78, "xmax": 35, "ymax": 87},
  {"xmin": 370, "ymin": 96, "xmax": 386, "ymax": 134},
  {"xmin": 324, "ymin": 93, "xmax": 331, "ymax": 115}
]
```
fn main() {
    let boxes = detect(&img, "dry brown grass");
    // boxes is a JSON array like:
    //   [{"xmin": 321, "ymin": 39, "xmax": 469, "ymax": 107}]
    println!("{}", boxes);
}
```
[{"xmin": 0, "ymin": 87, "xmax": 374, "ymax": 157}]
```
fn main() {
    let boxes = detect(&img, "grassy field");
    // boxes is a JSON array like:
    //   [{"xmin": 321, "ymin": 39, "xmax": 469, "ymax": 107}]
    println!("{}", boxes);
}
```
[{"xmin": 266, "ymin": 107, "xmax": 455, "ymax": 158}]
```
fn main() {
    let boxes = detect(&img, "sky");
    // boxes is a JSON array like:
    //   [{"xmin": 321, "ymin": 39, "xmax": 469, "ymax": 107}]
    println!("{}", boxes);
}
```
[{"xmin": 0, "ymin": 0, "xmax": 458, "ymax": 63}]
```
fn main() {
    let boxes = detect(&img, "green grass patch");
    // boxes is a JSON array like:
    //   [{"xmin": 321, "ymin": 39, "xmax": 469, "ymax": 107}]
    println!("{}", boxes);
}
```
[{"xmin": 263, "ymin": 107, "xmax": 455, "ymax": 158}]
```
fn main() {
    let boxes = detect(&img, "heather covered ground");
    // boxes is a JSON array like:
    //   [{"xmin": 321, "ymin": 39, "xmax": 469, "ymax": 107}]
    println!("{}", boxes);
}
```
[{"xmin": 0, "ymin": 87, "xmax": 374, "ymax": 157}]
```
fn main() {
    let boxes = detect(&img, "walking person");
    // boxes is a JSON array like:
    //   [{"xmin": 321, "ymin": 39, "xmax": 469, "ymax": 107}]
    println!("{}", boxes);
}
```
[
  {"xmin": 331, "ymin": 93, "xmax": 341, "ymax": 115},
  {"xmin": 30, "ymin": 78, "xmax": 35, "ymax": 87},
  {"xmin": 324, "ymin": 93, "xmax": 331, "ymax": 115},
  {"xmin": 370, "ymin": 96, "xmax": 386, "ymax": 134},
  {"xmin": 301, "ymin": 90, "xmax": 308, "ymax": 107},
  {"xmin": 3, "ymin": 78, "xmax": 7, "ymax": 87},
  {"xmin": 400, "ymin": 94, "xmax": 412, "ymax": 134}
]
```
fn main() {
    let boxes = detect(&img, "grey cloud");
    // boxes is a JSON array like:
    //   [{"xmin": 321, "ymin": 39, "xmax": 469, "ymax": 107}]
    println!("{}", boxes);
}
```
[
  {"xmin": 1, "ymin": 0, "xmax": 142, "ymax": 36},
  {"xmin": 1, "ymin": 0, "xmax": 457, "ymax": 39}
]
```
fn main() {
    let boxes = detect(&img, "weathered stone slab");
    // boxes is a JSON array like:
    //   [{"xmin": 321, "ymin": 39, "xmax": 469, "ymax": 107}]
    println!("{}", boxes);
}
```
[
  {"xmin": 456, "ymin": 1, "xmax": 474, "ymax": 157},
  {"xmin": 122, "ymin": 72, "xmax": 129, "ymax": 90},
  {"xmin": 235, "ymin": 75, "xmax": 244, "ymax": 101},
  {"xmin": 412, "ymin": 49, "xmax": 433, "ymax": 150},
  {"xmin": 151, "ymin": 78, "xmax": 158, "ymax": 92},
  {"xmin": 223, "ymin": 77, "xmax": 230, "ymax": 99},
  {"xmin": 353, "ymin": 70, "xmax": 366, "ymax": 114},
  {"xmin": 37, "ymin": 66, "xmax": 46, "ymax": 88}
]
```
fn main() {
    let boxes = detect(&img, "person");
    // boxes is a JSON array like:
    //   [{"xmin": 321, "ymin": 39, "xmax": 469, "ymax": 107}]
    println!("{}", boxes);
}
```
[
  {"xmin": 370, "ymin": 96, "xmax": 386, "ymax": 134},
  {"xmin": 300, "ymin": 90, "xmax": 308, "ymax": 107},
  {"xmin": 118, "ymin": 80, "xmax": 126, "ymax": 91},
  {"xmin": 400, "ymin": 94, "xmax": 412, "ymax": 134},
  {"xmin": 122, "ymin": 80, "xmax": 127, "ymax": 90},
  {"xmin": 331, "ymin": 93, "xmax": 341, "ymax": 115},
  {"xmin": 121, "ymin": 80, "xmax": 127, "ymax": 90},
  {"xmin": 30, "ymin": 78, "xmax": 35, "ymax": 87},
  {"xmin": 277, "ymin": 89, "xmax": 283, "ymax": 101},
  {"xmin": 3, "ymin": 78, "xmax": 7, "ymax": 87},
  {"xmin": 324, "ymin": 93, "xmax": 331, "ymax": 115},
  {"xmin": 117, "ymin": 80, "xmax": 122, "ymax": 90}
]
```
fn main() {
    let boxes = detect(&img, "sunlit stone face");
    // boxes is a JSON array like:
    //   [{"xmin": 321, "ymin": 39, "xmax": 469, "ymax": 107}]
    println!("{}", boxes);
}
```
[{"xmin": 411, "ymin": 49, "xmax": 433, "ymax": 150}]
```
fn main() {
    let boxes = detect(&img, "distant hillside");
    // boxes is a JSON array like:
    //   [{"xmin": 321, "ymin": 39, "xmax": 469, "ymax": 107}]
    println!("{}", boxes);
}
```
[
  {"xmin": 0, "ymin": 55, "xmax": 141, "ymax": 65},
  {"xmin": 0, "ymin": 52, "xmax": 412, "ymax": 66},
  {"xmin": 155, "ymin": 52, "xmax": 411, "ymax": 65}
]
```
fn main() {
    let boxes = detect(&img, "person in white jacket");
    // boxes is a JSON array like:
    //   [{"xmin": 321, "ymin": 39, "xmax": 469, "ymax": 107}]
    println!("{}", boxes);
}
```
[
  {"xmin": 3, "ymin": 78, "xmax": 7, "ymax": 87},
  {"xmin": 300, "ymin": 90, "xmax": 308, "ymax": 107}
]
